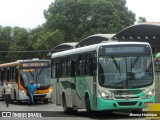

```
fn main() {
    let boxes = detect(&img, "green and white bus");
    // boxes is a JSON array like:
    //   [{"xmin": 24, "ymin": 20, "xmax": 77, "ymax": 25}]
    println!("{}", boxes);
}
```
[{"xmin": 51, "ymin": 42, "xmax": 155, "ymax": 113}]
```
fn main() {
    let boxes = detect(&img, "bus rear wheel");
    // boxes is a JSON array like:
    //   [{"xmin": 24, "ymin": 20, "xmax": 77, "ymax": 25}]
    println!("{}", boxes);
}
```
[{"xmin": 62, "ymin": 95, "xmax": 70, "ymax": 114}]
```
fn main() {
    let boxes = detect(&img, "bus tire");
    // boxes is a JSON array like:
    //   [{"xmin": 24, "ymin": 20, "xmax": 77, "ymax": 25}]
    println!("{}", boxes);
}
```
[
  {"xmin": 17, "ymin": 100, "xmax": 22, "ymax": 105},
  {"xmin": 132, "ymin": 109, "xmax": 142, "ymax": 113},
  {"xmin": 85, "ymin": 97, "xmax": 91, "ymax": 112},
  {"xmin": 43, "ymin": 99, "xmax": 48, "ymax": 104},
  {"xmin": 62, "ymin": 94, "xmax": 70, "ymax": 114}
]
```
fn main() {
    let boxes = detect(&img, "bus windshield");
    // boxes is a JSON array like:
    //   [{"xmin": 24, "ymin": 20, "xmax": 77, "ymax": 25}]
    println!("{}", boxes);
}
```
[
  {"xmin": 99, "ymin": 56, "xmax": 153, "ymax": 88},
  {"xmin": 20, "ymin": 67, "xmax": 50, "ymax": 89}
]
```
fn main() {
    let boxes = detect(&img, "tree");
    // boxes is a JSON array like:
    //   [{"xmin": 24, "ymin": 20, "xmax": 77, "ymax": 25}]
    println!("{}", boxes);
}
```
[
  {"xmin": 30, "ymin": 25, "xmax": 47, "ymax": 50},
  {"xmin": 31, "ymin": 26, "xmax": 64, "ymax": 58},
  {"xmin": 9, "ymin": 27, "xmax": 33, "ymax": 60},
  {"xmin": 0, "ymin": 26, "xmax": 12, "ymax": 63},
  {"xmin": 33, "ymin": 29, "xmax": 64, "ymax": 50},
  {"xmin": 44, "ymin": 0, "xmax": 136, "ymax": 42},
  {"xmin": 137, "ymin": 17, "xmax": 147, "ymax": 23}
]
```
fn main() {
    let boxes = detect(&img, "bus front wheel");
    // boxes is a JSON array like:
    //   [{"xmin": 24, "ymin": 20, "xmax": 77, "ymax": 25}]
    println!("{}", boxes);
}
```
[
  {"xmin": 43, "ymin": 99, "xmax": 48, "ymax": 104},
  {"xmin": 85, "ymin": 97, "xmax": 91, "ymax": 112},
  {"xmin": 17, "ymin": 100, "xmax": 22, "ymax": 105}
]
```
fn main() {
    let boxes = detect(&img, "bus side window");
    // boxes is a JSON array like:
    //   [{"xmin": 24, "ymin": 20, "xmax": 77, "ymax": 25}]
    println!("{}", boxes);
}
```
[
  {"xmin": 85, "ymin": 53, "xmax": 91, "ymax": 75},
  {"xmin": 79, "ymin": 55, "xmax": 85, "ymax": 76},
  {"xmin": 91, "ymin": 57, "xmax": 97, "ymax": 76},
  {"xmin": 55, "ymin": 63, "xmax": 59, "ymax": 78},
  {"xmin": 51, "ymin": 62, "xmax": 56, "ymax": 78},
  {"xmin": 70, "ymin": 60, "xmax": 75, "ymax": 77},
  {"xmin": 61, "ymin": 58, "xmax": 67, "ymax": 77},
  {"xmin": 1, "ymin": 69, "xmax": 4, "ymax": 86},
  {"xmin": 75, "ymin": 56, "xmax": 80, "ymax": 76},
  {"xmin": 14, "ymin": 68, "xmax": 18, "ymax": 82},
  {"xmin": 66, "ymin": 57, "xmax": 71, "ymax": 77}
]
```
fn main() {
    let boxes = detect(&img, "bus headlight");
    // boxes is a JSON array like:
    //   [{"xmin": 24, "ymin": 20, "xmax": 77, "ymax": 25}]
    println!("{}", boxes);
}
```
[
  {"xmin": 98, "ymin": 91, "xmax": 113, "ymax": 100},
  {"xmin": 21, "ymin": 90, "xmax": 25, "ymax": 94},
  {"xmin": 49, "ymin": 88, "xmax": 52, "ymax": 92},
  {"xmin": 142, "ymin": 90, "xmax": 154, "ymax": 99}
]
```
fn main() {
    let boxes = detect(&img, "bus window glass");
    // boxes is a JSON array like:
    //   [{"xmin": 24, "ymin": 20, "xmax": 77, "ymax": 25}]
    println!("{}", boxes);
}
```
[
  {"xmin": 99, "ymin": 56, "xmax": 153, "ymax": 88},
  {"xmin": 20, "ymin": 67, "xmax": 50, "ymax": 88}
]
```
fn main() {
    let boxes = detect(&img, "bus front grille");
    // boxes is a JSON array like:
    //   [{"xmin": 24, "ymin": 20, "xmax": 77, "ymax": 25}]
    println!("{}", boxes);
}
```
[
  {"xmin": 115, "ymin": 96, "xmax": 139, "ymax": 99},
  {"xmin": 34, "ymin": 94, "xmax": 46, "ymax": 99},
  {"xmin": 117, "ymin": 101, "xmax": 137, "ymax": 106}
]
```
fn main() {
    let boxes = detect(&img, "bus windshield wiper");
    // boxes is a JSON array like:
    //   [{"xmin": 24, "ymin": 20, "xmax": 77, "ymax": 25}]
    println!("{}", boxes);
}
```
[
  {"xmin": 111, "ymin": 57, "xmax": 121, "ymax": 75},
  {"xmin": 131, "ymin": 57, "xmax": 139, "ymax": 69},
  {"xmin": 37, "ymin": 68, "xmax": 44, "ymax": 76},
  {"xmin": 111, "ymin": 57, "xmax": 119, "ymax": 69},
  {"xmin": 28, "ymin": 69, "xmax": 34, "ymax": 77}
]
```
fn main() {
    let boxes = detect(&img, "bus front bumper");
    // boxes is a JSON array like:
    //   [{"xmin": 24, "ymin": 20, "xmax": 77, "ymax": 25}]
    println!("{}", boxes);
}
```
[{"xmin": 97, "ymin": 96, "xmax": 155, "ymax": 111}]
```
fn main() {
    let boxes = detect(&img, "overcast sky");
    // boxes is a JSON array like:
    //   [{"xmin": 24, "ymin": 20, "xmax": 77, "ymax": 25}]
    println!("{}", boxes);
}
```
[
  {"xmin": 0, "ymin": 0, "xmax": 159, "ymax": 29},
  {"xmin": 126, "ymin": 0, "xmax": 160, "ymax": 22},
  {"xmin": 0, "ymin": 0, "xmax": 53, "ymax": 29}
]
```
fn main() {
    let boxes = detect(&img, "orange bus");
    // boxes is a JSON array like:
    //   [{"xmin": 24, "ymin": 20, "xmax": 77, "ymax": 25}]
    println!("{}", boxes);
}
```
[{"xmin": 0, "ymin": 59, "xmax": 52, "ymax": 104}]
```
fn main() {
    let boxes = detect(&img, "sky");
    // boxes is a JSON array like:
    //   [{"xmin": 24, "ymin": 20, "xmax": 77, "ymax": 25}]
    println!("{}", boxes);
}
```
[
  {"xmin": 0, "ymin": 0, "xmax": 53, "ymax": 29},
  {"xmin": 0, "ymin": 0, "xmax": 159, "ymax": 29},
  {"xmin": 126, "ymin": 0, "xmax": 160, "ymax": 23}
]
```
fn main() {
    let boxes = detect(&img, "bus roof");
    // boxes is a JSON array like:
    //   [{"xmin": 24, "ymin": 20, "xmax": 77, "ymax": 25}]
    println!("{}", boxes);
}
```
[
  {"xmin": 0, "ymin": 61, "xmax": 19, "ymax": 67},
  {"xmin": 0, "ymin": 59, "xmax": 50, "ymax": 68},
  {"xmin": 51, "ymin": 41, "xmax": 150, "ymax": 58},
  {"xmin": 16, "ymin": 59, "xmax": 50, "ymax": 63}
]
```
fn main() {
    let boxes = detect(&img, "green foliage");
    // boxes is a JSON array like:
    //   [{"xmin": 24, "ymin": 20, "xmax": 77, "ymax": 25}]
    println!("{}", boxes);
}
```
[
  {"xmin": 11, "ymin": 27, "xmax": 31, "ymax": 50},
  {"xmin": 0, "ymin": 26, "xmax": 13, "ymax": 63},
  {"xmin": 0, "ymin": 0, "xmax": 136, "ymax": 63},
  {"xmin": 44, "ymin": 0, "xmax": 136, "ymax": 41},
  {"xmin": 30, "ymin": 25, "xmax": 47, "ymax": 50},
  {"xmin": 137, "ymin": 17, "xmax": 147, "ymax": 23},
  {"xmin": 33, "ymin": 29, "xmax": 64, "ymax": 50},
  {"xmin": 8, "ymin": 27, "xmax": 33, "ymax": 61}
]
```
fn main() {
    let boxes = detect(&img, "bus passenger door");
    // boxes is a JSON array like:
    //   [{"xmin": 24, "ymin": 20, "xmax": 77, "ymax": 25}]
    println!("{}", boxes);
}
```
[
  {"xmin": 70, "ymin": 60, "xmax": 77, "ymax": 108},
  {"xmin": 56, "ymin": 63, "xmax": 61, "ymax": 105},
  {"xmin": 92, "ymin": 57, "xmax": 97, "ymax": 109}
]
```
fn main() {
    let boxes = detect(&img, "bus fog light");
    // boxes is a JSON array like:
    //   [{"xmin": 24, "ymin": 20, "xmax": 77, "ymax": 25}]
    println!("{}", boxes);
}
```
[
  {"xmin": 98, "ymin": 91, "xmax": 113, "ymax": 100},
  {"xmin": 142, "ymin": 90, "xmax": 154, "ymax": 99}
]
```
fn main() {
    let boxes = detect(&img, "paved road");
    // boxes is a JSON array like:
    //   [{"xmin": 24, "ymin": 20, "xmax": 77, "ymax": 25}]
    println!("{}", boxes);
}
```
[{"xmin": 0, "ymin": 99, "xmax": 145, "ymax": 120}]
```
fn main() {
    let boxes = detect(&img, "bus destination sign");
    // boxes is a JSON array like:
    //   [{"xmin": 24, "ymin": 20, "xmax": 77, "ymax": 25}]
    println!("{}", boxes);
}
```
[
  {"xmin": 105, "ymin": 47, "xmax": 145, "ymax": 54},
  {"xmin": 21, "ymin": 62, "xmax": 49, "ymax": 67}
]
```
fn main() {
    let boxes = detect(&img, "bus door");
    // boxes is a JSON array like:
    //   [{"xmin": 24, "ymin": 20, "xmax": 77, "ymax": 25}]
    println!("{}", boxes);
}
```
[
  {"xmin": 0, "ymin": 70, "xmax": 4, "ymax": 98},
  {"xmin": 92, "ymin": 57, "xmax": 97, "ymax": 109},
  {"xmin": 70, "ymin": 60, "xmax": 76, "ymax": 107},
  {"xmin": 56, "ymin": 63, "xmax": 61, "ymax": 105}
]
